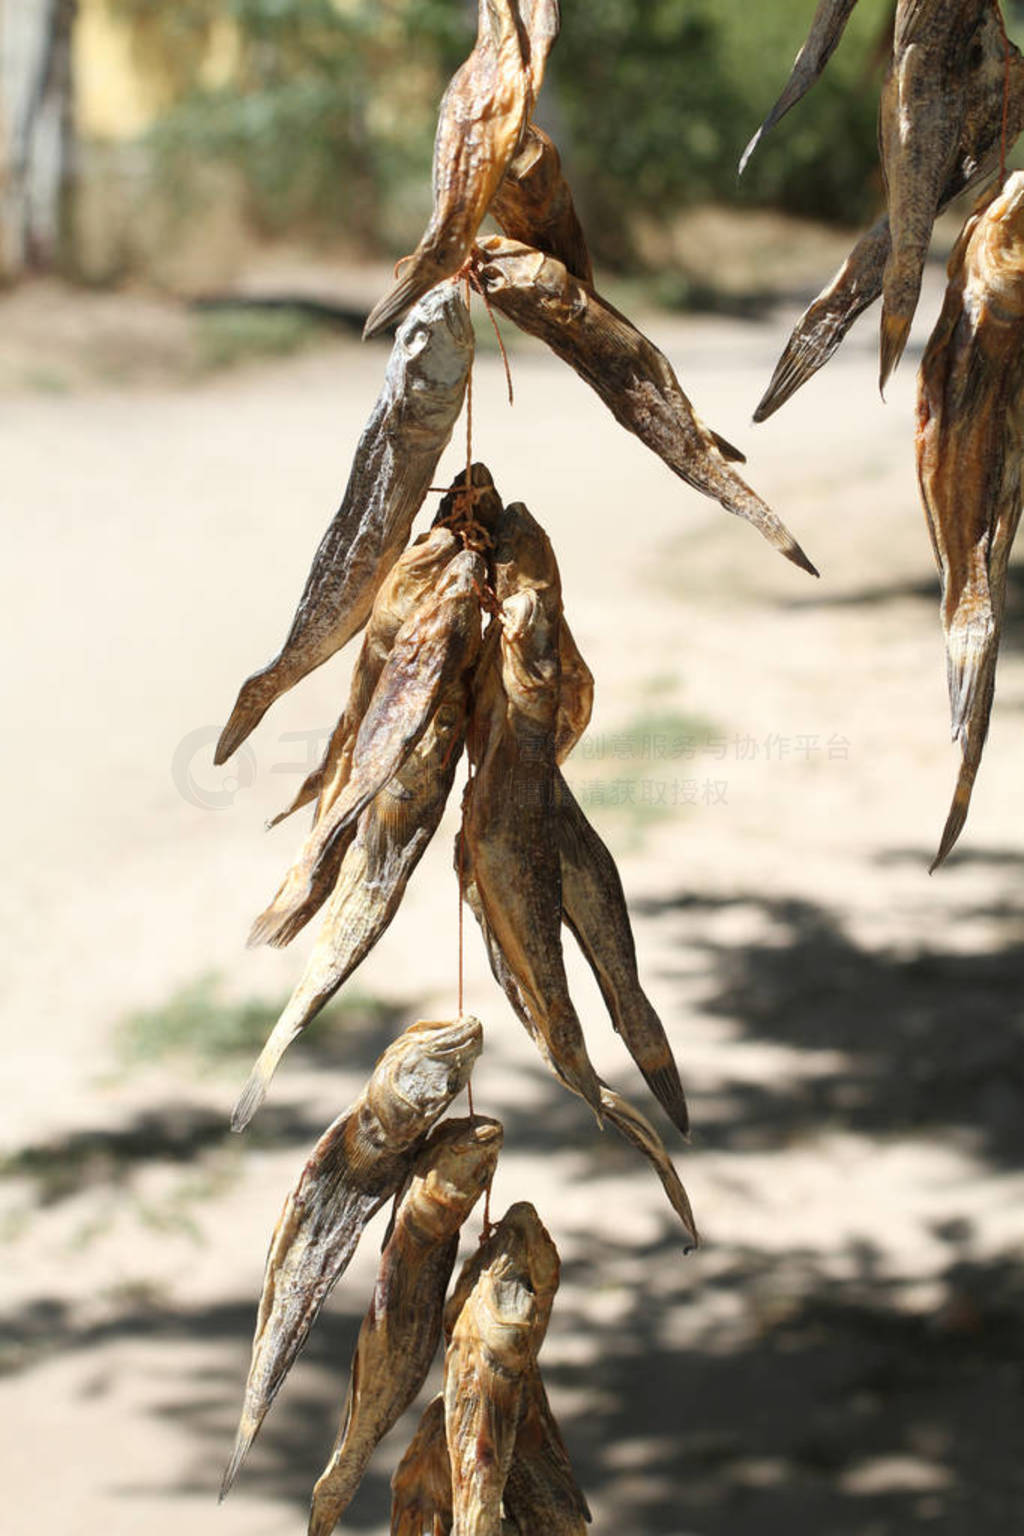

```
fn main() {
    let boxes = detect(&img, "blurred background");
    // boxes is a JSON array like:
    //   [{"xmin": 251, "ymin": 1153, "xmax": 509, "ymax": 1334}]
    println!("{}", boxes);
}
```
[{"xmin": 4, "ymin": 2, "xmax": 1024, "ymax": 1533}]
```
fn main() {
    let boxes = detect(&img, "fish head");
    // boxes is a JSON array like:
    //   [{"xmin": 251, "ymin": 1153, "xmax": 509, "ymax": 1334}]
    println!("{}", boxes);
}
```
[
  {"xmin": 493, "ymin": 501, "xmax": 561, "ymax": 606},
  {"xmin": 491, "ymin": 1200, "xmax": 560, "ymax": 1326},
  {"xmin": 395, "ymin": 283, "xmax": 475, "ymax": 417},
  {"xmin": 417, "ymin": 1115, "xmax": 504, "ymax": 1213},
  {"xmin": 433, "ymin": 462, "xmax": 504, "ymax": 545},
  {"xmin": 499, "ymin": 590, "xmax": 559, "ymax": 728},
  {"xmin": 971, "ymin": 172, "xmax": 1024, "ymax": 321},
  {"xmin": 379, "ymin": 1016, "xmax": 483, "ymax": 1136}
]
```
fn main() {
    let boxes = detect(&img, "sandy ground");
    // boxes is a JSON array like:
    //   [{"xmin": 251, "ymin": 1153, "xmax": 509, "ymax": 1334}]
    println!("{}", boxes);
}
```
[{"xmin": 3, "ymin": 260, "xmax": 1024, "ymax": 1536}]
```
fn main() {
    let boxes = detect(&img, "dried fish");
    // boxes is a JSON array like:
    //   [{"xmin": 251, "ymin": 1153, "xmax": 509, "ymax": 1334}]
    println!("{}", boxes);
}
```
[
  {"xmin": 215, "ymin": 287, "xmax": 473, "ymax": 764},
  {"xmin": 757, "ymin": 5, "xmax": 1024, "ymax": 421},
  {"xmin": 916, "ymin": 174, "xmax": 1024, "ymax": 867},
  {"xmin": 443, "ymin": 1242, "xmax": 538, "ymax": 1536},
  {"xmin": 491, "ymin": 124, "xmax": 593, "ymax": 284},
  {"xmin": 466, "ymin": 585, "xmax": 604, "ymax": 1118},
  {"xmin": 489, "ymin": 496, "xmax": 594, "ymax": 760},
  {"xmin": 754, "ymin": 214, "xmax": 892, "ymax": 422},
  {"xmin": 504, "ymin": 1374, "xmax": 590, "ymax": 1534},
  {"xmin": 309, "ymin": 1117, "xmax": 503, "ymax": 1536},
  {"xmin": 220, "ymin": 1016, "xmax": 483, "ymax": 1497},
  {"xmin": 248, "ymin": 526, "xmax": 463, "ymax": 948},
  {"xmin": 740, "ymin": 0, "xmax": 861, "ymax": 174},
  {"xmin": 364, "ymin": 1, "xmax": 532, "ymax": 338},
  {"xmin": 458, "ymin": 841, "xmax": 699, "ymax": 1248},
  {"xmin": 554, "ymin": 771, "xmax": 689, "ymax": 1136},
  {"xmin": 473, "ymin": 237, "xmax": 816, "ymax": 574},
  {"xmin": 515, "ymin": 0, "xmax": 561, "ymax": 100},
  {"xmin": 390, "ymin": 1395, "xmax": 453, "ymax": 1536},
  {"xmin": 444, "ymin": 1202, "xmax": 560, "ymax": 1353},
  {"xmin": 232, "ymin": 689, "xmax": 472, "ymax": 1131},
  {"xmin": 879, "ymin": 0, "xmax": 989, "ymax": 389},
  {"xmin": 303, "ymin": 548, "xmax": 485, "ymax": 888}
]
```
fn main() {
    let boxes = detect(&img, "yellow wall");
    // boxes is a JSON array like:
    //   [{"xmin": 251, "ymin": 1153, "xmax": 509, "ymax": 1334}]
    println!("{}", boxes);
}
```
[{"xmin": 75, "ymin": 0, "xmax": 239, "ymax": 139}]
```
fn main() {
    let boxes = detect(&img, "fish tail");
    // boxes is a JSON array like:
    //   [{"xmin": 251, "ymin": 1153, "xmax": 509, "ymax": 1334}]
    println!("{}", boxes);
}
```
[
  {"xmin": 364, "ymin": 261, "xmax": 443, "ymax": 340},
  {"xmin": 219, "ymin": 1416, "xmax": 259, "ymax": 1501},
  {"xmin": 231, "ymin": 972, "xmax": 332, "ymax": 1131},
  {"xmin": 931, "ymin": 730, "xmax": 987, "ymax": 873},
  {"xmin": 754, "ymin": 326, "xmax": 826, "ymax": 422},
  {"xmin": 878, "ymin": 308, "xmax": 911, "ymax": 395},
  {"xmin": 247, "ymin": 885, "xmax": 315, "ymax": 949},
  {"xmin": 931, "ymin": 769, "xmax": 974, "ymax": 873},
  {"xmin": 599, "ymin": 1087, "xmax": 699, "ymax": 1252},
  {"xmin": 215, "ymin": 669, "xmax": 279, "ymax": 765},
  {"xmin": 642, "ymin": 1059, "xmax": 690, "ymax": 1140},
  {"xmin": 719, "ymin": 472, "xmax": 819, "ymax": 577},
  {"xmin": 946, "ymin": 617, "xmax": 994, "ymax": 743}
]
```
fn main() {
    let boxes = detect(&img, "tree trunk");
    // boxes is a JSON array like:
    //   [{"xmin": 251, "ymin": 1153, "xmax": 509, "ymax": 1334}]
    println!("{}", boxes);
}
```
[{"xmin": 0, "ymin": 0, "xmax": 76, "ymax": 281}]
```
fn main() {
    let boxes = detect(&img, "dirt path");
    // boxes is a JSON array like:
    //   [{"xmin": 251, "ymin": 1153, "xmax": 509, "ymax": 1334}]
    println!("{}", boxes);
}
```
[{"xmin": 3, "ymin": 274, "xmax": 1024, "ymax": 1535}]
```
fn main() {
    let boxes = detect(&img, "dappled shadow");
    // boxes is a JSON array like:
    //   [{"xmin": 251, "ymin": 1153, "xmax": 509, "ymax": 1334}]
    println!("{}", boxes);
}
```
[
  {"xmin": 5, "ymin": 886, "xmax": 1024, "ymax": 1529},
  {"xmin": 546, "ymin": 1235, "xmax": 1024, "ymax": 1532},
  {"xmin": 636, "ymin": 888, "xmax": 1024, "ymax": 1168}
]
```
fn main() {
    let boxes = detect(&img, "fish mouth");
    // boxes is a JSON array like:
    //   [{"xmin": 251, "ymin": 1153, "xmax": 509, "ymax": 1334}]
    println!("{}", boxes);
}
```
[{"xmin": 417, "ymin": 1014, "xmax": 484, "ymax": 1060}]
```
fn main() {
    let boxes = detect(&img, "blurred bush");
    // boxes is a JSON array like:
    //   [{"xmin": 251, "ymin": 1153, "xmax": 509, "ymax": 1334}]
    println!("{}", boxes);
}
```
[{"xmin": 95, "ymin": 0, "xmax": 1023, "ymax": 275}]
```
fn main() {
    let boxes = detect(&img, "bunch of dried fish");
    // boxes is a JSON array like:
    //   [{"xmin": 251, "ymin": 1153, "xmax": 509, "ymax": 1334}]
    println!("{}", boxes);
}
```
[
  {"xmin": 309, "ymin": 1116, "xmax": 502, "ymax": 1535},
  {"xmin": 221, "ymin": 1016, "xmax": 482, "ymax": 1497},
  {"xmin": 215, "ymin": 285, "xmax": 473, "ymax": 765},
  {"xmin": 916, "ymin": 173, "xmax": 1024, "ymax": 868},
  {"xmin": 455, "ymin": 489, "xmax": 698, "ymax": 1247},
  {"xmin": 751, "ymin": 0, "xmax": 1024, "ymax": 416}
]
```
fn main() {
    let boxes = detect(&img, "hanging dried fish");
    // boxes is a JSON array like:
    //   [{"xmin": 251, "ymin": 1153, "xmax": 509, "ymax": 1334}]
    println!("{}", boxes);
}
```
[
  {"xmin": 302, "ymin": 548, "xmax": 485, "ymax": 888},
  {"xmin": 444, "ymin": 1202, "xmax": 560, "ymax": 1353},
  {"xmin": 491, "ymin": 124, "xmax": 593, "ymax": 284},
  {"xmin": 756, "ymin": 4, "xmax": 1024, "ymax": 421},
  {"xmin": 917, "ymin": 174, "xmax": 1024, "ymax": 868},
  {"xmin": 215, "ymin": 287, "xmax": 473, "ymax": 764},
  {"xmin": 554, "ymin": 771, "xmax": 689, "ymax": 1136},
  {"xmin": 465, "ymin": 586, "xmax": 604, "ymax": 1118},
  {"xmin": 308, "ymin": 1117, "xmax": 503, "ymax": 1536},
  {"xmin": 364, "ymin": 0, "xmax": 533, "ymax": 338},
  {"xmin": 232, "ymin": 690, "xmax": 473, "ymax": 1131},
  {"xmin": 515, "ymin": 0, "xmax": 561, "ymax": 99},
  {"xmin": 879, "ymin": 0, "xmax": 989, "ymax": 389},
  {"xmin": 220, "ymin": 1016, "xmax": 483, "ymax": 1498},
  {"xmin": 458, "ymin": 841, "xmax": 699, "ymax": 1248},
  {"xmin": 248, "ymin": 526, "xmax": 464, "ymax": 948},
  {"xmin": 473, "ymin": 238, "xmax": 817, "ymax": 574},
  {"xmin": 504, "ymin": 1375, "xmax": 590, "ymax": 1535},
  {"xmin": 489, "ymin": 496, "xmax": 594, "ymax": 759},
  {"xmin": 739, "ymin": 0, "xmax": 861, "ymax": 174},
  {"xmin": 443, "ymin": 1244, "xmax": 539, "ymax": 1535},
  {"xmin": 390, "ymin": 1395, "xmax": 453, "ymax": 1536}
]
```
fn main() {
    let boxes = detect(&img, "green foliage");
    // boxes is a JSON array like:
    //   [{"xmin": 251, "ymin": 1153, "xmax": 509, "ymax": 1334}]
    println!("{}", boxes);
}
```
[
  {"xmin": 102, "ymin": 0, "xmax": 946, "ymax": 266},
  {"xmin": 551, "ymin": 0, "xmax": 890, "ymax": 254},
  {"xmin": 193, "ymin": 305, "xmax": 323, "ymax": 369}
]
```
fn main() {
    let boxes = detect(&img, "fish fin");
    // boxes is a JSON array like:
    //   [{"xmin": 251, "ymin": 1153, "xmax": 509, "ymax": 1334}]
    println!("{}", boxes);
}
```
[
  {"xmin": 219, "ymin": 1416, "xmax": 258, "ymax": 1501},
  {"xmin": 710, "ymin": 429, "xmax": 746, "ymax": 464}
]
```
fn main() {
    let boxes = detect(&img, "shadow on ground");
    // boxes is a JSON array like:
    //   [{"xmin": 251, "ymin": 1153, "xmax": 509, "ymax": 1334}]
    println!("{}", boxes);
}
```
[{"xmin": 3, "ymin": 885, "xmax": 1023, "ymax": 1532}]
